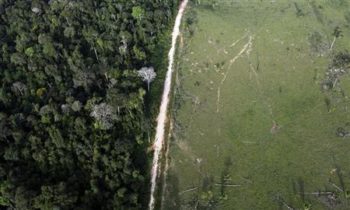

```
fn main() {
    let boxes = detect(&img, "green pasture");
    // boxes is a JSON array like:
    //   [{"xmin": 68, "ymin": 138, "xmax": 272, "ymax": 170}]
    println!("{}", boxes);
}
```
[{"xmin": 163, "ymin": 1, "xmax": 350, "ymax": 209}]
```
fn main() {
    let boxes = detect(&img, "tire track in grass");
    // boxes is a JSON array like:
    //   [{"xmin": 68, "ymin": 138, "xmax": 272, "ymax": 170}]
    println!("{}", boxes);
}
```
[{"xmin": 216, "ymin": 35, "xmax": 254, "ymax": 113}]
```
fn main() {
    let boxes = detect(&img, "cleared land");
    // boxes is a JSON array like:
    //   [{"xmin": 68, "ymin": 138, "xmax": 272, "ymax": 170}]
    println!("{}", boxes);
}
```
[{"xmin": 163, "ymin": 1, "xmax": 350, "ymax": 210}]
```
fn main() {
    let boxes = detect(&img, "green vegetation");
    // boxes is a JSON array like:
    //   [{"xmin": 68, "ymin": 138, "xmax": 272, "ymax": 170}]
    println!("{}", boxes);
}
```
[
  {"xmin": 0, "ymin": 0, "xmax": 177, "ymax": 209},
  {"xmin": 164, "ymin": 1, "xmax": 350, "ymax": 209}
]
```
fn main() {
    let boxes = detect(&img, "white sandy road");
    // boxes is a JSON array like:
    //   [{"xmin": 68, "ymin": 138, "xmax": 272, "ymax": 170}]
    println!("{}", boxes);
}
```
[{"xmin": 148, "ymin": 1, "xmax": 189, "ymax": 209}]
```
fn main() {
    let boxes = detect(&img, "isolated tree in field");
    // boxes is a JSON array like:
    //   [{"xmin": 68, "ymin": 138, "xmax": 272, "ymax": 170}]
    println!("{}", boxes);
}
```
[{"xmin": 137, "ymin": 67, "xmax": 156, "ymax": 91}]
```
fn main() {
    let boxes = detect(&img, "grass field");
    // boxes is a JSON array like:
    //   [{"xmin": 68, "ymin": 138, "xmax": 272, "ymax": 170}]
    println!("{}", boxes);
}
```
[{"xmin": 162, "ymin": 1, "xmax": 350, "ymax": 209}]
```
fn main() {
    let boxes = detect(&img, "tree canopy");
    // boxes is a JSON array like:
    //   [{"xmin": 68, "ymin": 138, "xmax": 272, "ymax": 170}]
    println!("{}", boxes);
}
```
[{"xmin": 0, "ymin": 0, "xmax": 177, "ymax": 209}]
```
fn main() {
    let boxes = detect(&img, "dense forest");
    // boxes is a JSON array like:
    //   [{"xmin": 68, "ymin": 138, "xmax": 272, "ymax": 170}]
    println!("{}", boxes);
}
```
[{"xmin": 0, "ymin": 0, "xmax": 177, "ymax": 209}]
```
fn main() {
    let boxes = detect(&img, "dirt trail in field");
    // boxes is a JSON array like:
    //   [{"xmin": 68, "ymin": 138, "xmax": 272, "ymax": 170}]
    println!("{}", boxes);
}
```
[
  {"xmin": 216, "ymin": 35, "xmax": 254, "ymax": 113},
  {"xmin": 148, "ymin": 1, "xmax": 189, "ymax": 209}
]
